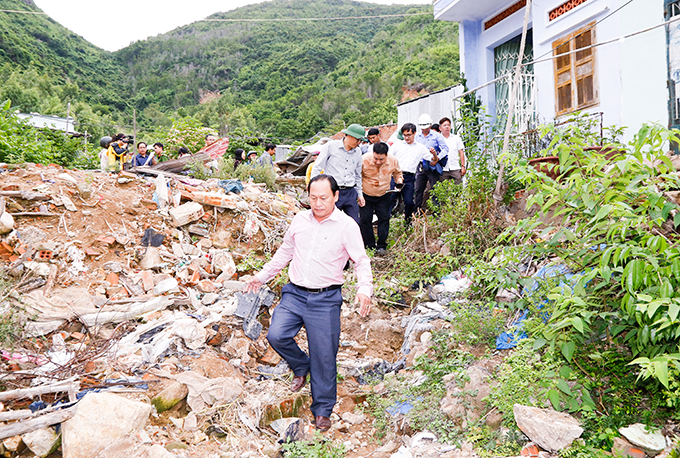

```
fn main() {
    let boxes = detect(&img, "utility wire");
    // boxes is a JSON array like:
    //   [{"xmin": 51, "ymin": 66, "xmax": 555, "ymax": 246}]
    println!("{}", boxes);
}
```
[
  {"xmin": 0, "ymin": 8, "xmax": 430, "ymax": 22},
  {"xmin": 454, "ymin": 10, "xmax": 678, "ymax": 101},
  {"xmin": 201, "ymin": 12, "xmax": 431, "ymax": 23},
  {"xmin": 531, "ymin": 0, "xmax": 636, "ymax": 62}
]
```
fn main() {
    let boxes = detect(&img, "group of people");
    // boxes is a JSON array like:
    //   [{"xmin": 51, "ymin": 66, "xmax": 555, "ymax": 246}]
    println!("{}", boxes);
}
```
[
  {"xmin": 232, "ymin": 143, "xmax": 277, "ymax": 171},
  {"xmin": 243, "ymin": 114, "xmax": 466, "ymax": 434},
  {"xmin": 309, "ymin": 114, "xmax": 466, "ymax": 253},
  {"xmin": 99, "ymin": 133, "xmax": 185, "ymax": 172}
]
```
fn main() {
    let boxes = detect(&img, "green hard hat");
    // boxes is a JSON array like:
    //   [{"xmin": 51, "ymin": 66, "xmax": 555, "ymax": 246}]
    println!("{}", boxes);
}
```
[{"xmin": 341, "ymin": 124, "xmax": 367, "ymax": 141}]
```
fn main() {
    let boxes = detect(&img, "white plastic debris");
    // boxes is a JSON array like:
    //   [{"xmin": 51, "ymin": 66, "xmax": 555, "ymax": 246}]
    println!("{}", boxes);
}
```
[
  {"xmin": 66, "ymin": 245, "xmax": 88, "ymax": 276},
  {"xmin": 243, "ymin": 212, "xmax": 260, "ymax": 238},
  {"xmin": 155, "ymin": 173, "xmax": 169, "ymax": 209},
  {"xmin": 440, "ymin": 271, "xmax": 472, "ymax": 294}
]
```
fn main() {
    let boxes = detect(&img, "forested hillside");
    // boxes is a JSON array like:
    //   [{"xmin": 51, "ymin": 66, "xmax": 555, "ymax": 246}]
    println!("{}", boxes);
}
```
[
  {"xmin": 0, "ymin": 0, "xmax": 123, "ymax": 110},
  {"xmin": 0, "ymin": 0, "xmax": 460, "ymax": 143}
]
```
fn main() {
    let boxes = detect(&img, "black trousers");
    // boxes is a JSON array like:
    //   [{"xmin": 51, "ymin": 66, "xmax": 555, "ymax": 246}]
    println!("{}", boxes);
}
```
[
  {"xmin": 392, "ymin": 172, "xmax": 416, "ymax": 224},
  {"xmin": 359, "ymin": 193, "xmax": 392, "ymax": 250},
  {"xmin": 414, "ymin": 165, "xmax": 441, "ymax": 209}
]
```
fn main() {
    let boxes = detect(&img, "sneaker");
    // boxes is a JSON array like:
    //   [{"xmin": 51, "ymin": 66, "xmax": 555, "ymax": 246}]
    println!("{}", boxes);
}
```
[{"xmin": 376, "ymin": 248, "xmax": 387, "ymax": 256}]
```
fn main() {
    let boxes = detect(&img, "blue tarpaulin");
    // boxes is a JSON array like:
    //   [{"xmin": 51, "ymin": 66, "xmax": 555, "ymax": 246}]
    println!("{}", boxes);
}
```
[{"xmin": 495, "ymin": 263, "xmax": 583, "ymax": 350}]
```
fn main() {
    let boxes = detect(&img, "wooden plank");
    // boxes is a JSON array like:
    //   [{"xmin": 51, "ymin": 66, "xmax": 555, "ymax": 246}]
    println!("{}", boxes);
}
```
[
  {"xmin": 0, "ymin": 380, "xmax": 79, "ymax": 402},
  {"xmin": 0, "ymin": 408, "xmax": 74, "ymax": 440}
]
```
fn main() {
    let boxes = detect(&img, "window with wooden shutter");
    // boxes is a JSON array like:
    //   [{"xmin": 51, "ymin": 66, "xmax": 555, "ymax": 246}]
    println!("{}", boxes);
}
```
[{"xmin": 553, "ymin": 23, "xmax": 598, "ymax": 116}]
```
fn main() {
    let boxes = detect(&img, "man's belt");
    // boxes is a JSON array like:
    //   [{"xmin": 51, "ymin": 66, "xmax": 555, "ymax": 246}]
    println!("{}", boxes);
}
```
[
  {"xmin": 338, "ymin": 185, "xmax": 354, "ymax": 190},
  {"xmin": 291, "ymin": 283, "xmax": 342, "ymax": 293},
  {"xmin": 402, "ymin": 172, "xmax": 415, "ymax": 176}
]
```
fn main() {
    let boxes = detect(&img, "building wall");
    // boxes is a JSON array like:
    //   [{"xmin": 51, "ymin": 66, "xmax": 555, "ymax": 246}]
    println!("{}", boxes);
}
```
[
  {"xmin": 455, "ymin": 0, "xmax": 668, "ymax": 143},
  {"xmin": 532, "ymin": 0, "xmax": 667, "ymax": 142},
  {"xmin": 459, "ymin": 8, "xmax": 531, "ymax": 120}
]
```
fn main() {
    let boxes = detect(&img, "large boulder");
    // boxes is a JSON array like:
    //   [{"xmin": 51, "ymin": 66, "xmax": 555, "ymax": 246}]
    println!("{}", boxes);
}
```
[
  {"xmin": 61, "ymin": 392, "xmax": 152, "ymax": 458},
  {"xmin": 513, "ymin": 404, "xmax": 583, "ymax": 452}
]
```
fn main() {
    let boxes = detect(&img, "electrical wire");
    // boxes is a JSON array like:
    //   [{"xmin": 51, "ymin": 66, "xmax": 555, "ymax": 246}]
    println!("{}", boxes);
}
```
[
  {"xmin": 531, "ymin": 0, "xmax": 636, "ymax": 62},
  {"xmin": 201, "ymin": 12, "xmax": 431, "ymax": 23},
  {"xmin": 453, "ymin": 8, "xmax": 678, "ymax": 101}
]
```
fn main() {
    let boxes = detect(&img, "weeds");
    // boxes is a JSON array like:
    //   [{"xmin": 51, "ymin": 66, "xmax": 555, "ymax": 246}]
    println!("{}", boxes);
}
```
[
  {"xmin": 280, "ymin": 432, "xmax": 346, "ymax": 458},
  {"xmin": 0, "ymin": 271, "xmax": 24, "ymax": 348},
  {"xmin": 188, "ymin": 158, "xmax": 277, "ymax": 189}
]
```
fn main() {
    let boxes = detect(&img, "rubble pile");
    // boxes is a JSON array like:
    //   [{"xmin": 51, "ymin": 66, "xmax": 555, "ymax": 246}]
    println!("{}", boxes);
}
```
[{"xmin": 0, "ymin": 163, "xmax": 677, "ymax": 458}]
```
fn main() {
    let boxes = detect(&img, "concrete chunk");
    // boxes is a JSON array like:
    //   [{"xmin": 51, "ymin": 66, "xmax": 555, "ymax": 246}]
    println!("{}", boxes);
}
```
[
  {"xmin": 513, "ymin": 404, "xmax": 583, "ymax": 452},
  {"xmin": 61, "ymin": 392, "xmax": 151, "ymax": 458},
  {"xmin": 169, "ymin": 202, "xmax": 204, "ymax": 227},
  {"xmin": 21, "ymin": 427, "xmax": 60, "ymax": 458}
]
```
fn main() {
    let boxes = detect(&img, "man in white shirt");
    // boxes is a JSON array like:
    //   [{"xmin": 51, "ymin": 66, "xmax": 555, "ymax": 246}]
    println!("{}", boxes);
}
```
[
  {"xmin": 438, "ymin": 117, "xmax": 466, "ymax": 184},
  {"xmin": 390, "ymin": 123, "xmax": 433, "ymax": 225}
]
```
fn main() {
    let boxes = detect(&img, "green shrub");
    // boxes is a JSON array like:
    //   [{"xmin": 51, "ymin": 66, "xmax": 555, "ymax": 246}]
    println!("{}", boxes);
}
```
[{"xmin": 479, "ymin": 120, "xmax": 680, "ymax": 388}]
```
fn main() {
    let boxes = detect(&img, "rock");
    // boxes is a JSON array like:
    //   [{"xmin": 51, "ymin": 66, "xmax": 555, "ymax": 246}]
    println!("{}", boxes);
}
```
[
  {"xmin": 3, "ymin": 435, "xmax": 23, "ymax": 452},
  {"xmin": 139, "ymin": 270, "xmax": 155, "ymax": 292},
  {"xmin": 140, "ymin": 246, "xmax": 163, "ymax": 270},
  {"xmin": 441, "ymin": 366, "xmax": 495, "ymax": 427},
  {"xmin": 0, "ymin": 211, "xmax": 14, "ymax": 234},
  {"xmin": 611, "ymin": 436, "xmax": 646, "ymax": 458},
  {"xmin": 151, "ymin": 381, "xmax": 188, "ymax": 413},
  {"xmin": 58, "ymin": 173, "xmax": 77, "ymax": 184},
  {"xmin": 197, "ymin": 279, "xmax": 216, "ymax": 293},
  {"xmin": 202, "ymin": 293, "xmax": 220, "ymax": 305},
  {"xmin": 222, "ymin": 280, "xmax": 246, "ymax": 291},
  {"xmin": 169, "ymin": 202, "xmax": 204, "ymax": 227},
  {"xmin": 91, "ymin": 436, "xmax": 175, "ymax": 458},
  {"xmin": 76, "ymin": 182, "xmax": 92, "ymax": 199},
  {"xmin": 61, "ymin": 392, "xmax": 152, "ymax": 458},
  {"xmin": 103, "ymin": 261, "xmax": 124, "ymax": 273},
  {"xmin": 61, "ymin": 195, "xmax": 77, "ymax": 212},
  {"xmin": 513, "ymin": 404, "xmax": 583, "ymax": 452},
  {"xmin": 619, "ymin": 423, "xmax": 666, "ymax": 456},
  {"xmin": 183, "ymin": 412, "xmax": 198, "ymax": 431},
  {"xmin": 211, "ymin": 250, "xmax": 236, "ymax": 280},
  {"xmin": 341, "ymin": 411, "xmax": 365, "ymax": 425},
  {"xmin": 21, "ymin": 427, "xmax": 60, "ymax": 458}
]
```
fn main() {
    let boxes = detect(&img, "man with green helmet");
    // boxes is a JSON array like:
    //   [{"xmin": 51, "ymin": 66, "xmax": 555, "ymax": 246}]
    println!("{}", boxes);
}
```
[{"xmin": 310, "ymin": 123, "xmax": 367, "ymax": 224}]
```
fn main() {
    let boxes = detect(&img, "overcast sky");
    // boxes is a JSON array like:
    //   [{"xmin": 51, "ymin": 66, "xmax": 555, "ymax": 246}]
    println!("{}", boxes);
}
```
[{"xmin": 32, "ymin": 0, "xmax": 432, "ymax": 52}]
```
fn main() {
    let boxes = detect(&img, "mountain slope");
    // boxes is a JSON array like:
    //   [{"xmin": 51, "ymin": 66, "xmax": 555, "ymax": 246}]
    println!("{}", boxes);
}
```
[
  {"xmin": 114, "ymin": 0, "xmax": 460, "ymax": 139},
  {"xmin": 0, "ymin": 0, "xmax": 124, "ymax": 109}
]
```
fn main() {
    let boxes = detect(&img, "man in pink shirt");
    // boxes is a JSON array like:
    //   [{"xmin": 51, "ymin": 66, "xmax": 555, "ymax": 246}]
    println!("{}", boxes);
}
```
[{"xmin": 246, "ymin": 174, "xmax": 373, "ymax": 432}]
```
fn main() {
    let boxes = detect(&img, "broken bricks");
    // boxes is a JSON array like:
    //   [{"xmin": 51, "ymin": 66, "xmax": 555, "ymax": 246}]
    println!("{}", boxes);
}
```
[{"xmin": 169, "ymin": 202, "xmax": 204, "ymax": 227}]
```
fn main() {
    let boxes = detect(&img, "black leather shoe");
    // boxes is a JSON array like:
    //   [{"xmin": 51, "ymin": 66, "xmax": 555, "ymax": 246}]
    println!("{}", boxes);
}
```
[
  {"xmin": 314, "ymin": 415, "xmax": 331, "ymax": 431},
  {"xmin": 291, "ymin": 374, "xmax": 307, "ymax": 392}
]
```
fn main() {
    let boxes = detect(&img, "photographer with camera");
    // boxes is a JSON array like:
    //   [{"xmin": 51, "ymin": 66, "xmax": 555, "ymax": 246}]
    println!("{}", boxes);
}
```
[{"xmin": 106, "ymin": 133, "xmax": 133, "ymax": 172}]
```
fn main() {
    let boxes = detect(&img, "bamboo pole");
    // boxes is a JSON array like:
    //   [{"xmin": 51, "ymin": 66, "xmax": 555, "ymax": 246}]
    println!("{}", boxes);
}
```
[{"xmin": 493, "ymin": 0, "xmax": 533, "ymax": 206}]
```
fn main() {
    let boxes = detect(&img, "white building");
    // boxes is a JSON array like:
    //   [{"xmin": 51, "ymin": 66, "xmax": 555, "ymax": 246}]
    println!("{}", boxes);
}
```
[{"xmin": 434, "ymin": 0, "xmax": 675, "ymax": 142}]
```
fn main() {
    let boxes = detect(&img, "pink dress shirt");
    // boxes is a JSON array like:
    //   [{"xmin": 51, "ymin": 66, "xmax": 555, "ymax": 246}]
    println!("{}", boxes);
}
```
[{"xmin": 255, "ymin": 208, "xmax": 373, "ymax": 297}]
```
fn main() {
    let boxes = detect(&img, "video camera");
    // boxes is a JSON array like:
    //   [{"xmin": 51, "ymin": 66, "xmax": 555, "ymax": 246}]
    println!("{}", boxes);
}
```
[{"xmin": 121, "ymin": 135, "xmax": 134, "ymax": 144}]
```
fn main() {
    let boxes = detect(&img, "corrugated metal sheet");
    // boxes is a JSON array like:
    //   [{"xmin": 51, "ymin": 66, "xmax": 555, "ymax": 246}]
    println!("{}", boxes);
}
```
[
  {"xmin": 397, "ymin": 85, "xmax": 465, "ymax": 128},
  {"xmin": 16, "ymin": 113, "xmax": 82, "ymax": 136}
]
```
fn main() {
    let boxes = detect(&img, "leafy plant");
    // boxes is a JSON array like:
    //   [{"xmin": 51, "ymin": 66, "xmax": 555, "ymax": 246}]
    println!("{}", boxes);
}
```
[
  {"xmin": 483, "ymin": 121, "xmax": 680, "ymax": 388},
  {"xmin": 280, "ymin": 433, "xmax": 346, "ymax": 458}
]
